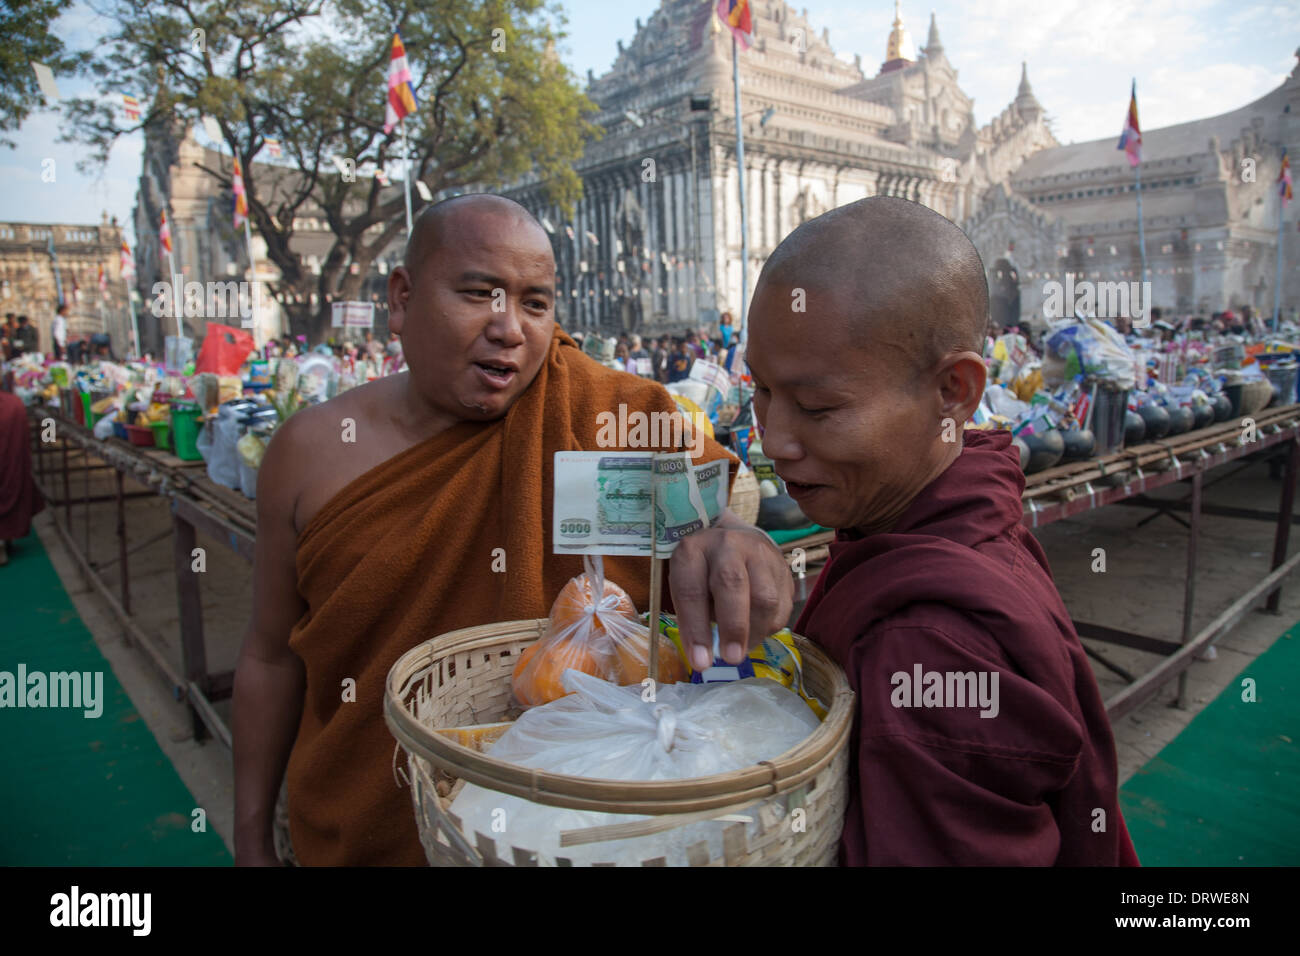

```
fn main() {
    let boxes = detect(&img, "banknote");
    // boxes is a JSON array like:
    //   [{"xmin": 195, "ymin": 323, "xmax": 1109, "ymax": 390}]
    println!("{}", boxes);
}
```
[{"xmin": 553, "ymin": 450, "xmax": 729, "ymax": 556}]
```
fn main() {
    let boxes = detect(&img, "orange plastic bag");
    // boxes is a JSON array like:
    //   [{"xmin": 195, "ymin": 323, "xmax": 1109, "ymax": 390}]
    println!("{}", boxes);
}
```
[{"xmin": 511, "ymin": 555, "xmax": 687, "ymax": 708}]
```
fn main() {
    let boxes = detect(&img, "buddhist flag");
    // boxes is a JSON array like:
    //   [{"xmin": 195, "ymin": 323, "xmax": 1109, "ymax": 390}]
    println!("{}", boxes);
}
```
[
  {"xmin": 374, "ymin": 167, "xmax": 390, "ymax": 186},
  {"xmin": 98, "ymin": 263, "xmax": 107, "ymax": 298},
  {"xmin": 119, "ymin": 239, "xmax": 134, "ymax": 280},
  {"xmin": 159, "ymin": 209, "xmax": 173, "ymax": 254},
  {"xmin": 715, "ymin": 0, "xmax": 753, "ymax": 50},
  {"xmin": 123, "ymin": 93, "xmax": 141, "ymax": 122},
  {"xmin": 383, "ymin": 32, "xmax": 418, "ymax": 134},
  {"xmin": 264, "ymin": 138, "xmax": 282, "ymax": 158},
  {"xmin": 1116, "ymin": 79, "xmax": 1141, "ymax": 168},
  {"xmin": 1280, "ymin": 149, "xmax": 1294, "ymax": 207},
  {"xmin": 232, "ymin": 156, "xmax": 249, "ymax": 228}
]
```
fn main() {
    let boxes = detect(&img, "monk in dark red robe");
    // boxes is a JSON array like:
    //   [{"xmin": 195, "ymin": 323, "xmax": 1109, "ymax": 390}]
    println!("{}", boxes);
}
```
[
  {"xmin": 0, "ymin": 389, "xmax": 45, "ymax": 564},
  {"xmin": 747, "ymin": 197, "xmax": 1139, "ymax": 866}
]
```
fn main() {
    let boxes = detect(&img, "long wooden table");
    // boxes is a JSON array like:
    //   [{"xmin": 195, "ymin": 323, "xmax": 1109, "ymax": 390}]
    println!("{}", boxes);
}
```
[{"xmin": 25, "ymin": 400, "xmax": 1300, "ymax": 743}]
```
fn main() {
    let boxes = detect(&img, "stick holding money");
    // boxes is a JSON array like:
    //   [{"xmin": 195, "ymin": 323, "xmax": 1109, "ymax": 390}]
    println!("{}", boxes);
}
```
[{"xmin": 647, "ymin": 476, "xmax": 662, "ymax": 686}]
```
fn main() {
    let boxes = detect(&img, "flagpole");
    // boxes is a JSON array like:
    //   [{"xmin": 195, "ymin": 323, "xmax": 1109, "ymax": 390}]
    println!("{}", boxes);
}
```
[
  {"xmin": 1274, "ymin": 181, "xmax": 1285, "ymax": 333},
  {"xmin": 1135, "ymin": 153, "xmax": 1147, "ymax": 288},
  {"xmin": 122, "ymin": 274, "xmax": 140, "ymax": 360},
  {"xmin": 401, "ymin": 120, "xmax": 414, "ymax": 239},
  {"xmin": 167, "ymin": 249, "xmax": 182, "ymax": 339},
  {"xmin": 732, "ymin": 35, "xmax": 749, "ymax": 351},
  {"xmin": 243, "ymin": 215, "xmax": 261, "ymax": 345}
]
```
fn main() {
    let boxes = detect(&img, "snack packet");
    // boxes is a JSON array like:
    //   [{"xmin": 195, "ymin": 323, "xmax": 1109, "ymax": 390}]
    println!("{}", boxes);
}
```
[{"xmin": 656, "ymin": 616, "xmax": 828, "ymax": 720}]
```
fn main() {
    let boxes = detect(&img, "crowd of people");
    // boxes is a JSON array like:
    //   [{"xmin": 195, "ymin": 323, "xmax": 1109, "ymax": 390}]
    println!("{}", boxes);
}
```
[{"xmin": 572, "ymin": 311, "xmax": 744, "ymax": 384}]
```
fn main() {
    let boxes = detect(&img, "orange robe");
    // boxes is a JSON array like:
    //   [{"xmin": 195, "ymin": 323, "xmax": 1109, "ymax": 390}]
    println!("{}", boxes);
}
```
[{"xmin": 286, "ymin": 324, "xmax": 735, "ymax": 865}]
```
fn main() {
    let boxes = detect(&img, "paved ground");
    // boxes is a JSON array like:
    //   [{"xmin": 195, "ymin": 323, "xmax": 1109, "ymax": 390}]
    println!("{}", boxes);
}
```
[{"xmin": 28, "ymin": 441, "xmax": 1300, "ymax": 860}]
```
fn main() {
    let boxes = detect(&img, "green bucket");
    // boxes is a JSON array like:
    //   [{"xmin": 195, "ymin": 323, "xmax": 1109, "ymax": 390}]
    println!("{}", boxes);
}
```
[
  {"xmin": 148, "ymin": 420, "xmax": 172, "ymax": 451},
  {"xmin": 170, "ymin": 401, "xmax": 204, "ymax": 461},
  {"xmin": 80, "ymin": 391, "xmax": 97, "ymax": 428}
]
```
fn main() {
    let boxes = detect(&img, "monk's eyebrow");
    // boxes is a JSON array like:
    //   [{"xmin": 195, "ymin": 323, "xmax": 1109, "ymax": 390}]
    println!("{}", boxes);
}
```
[
  {"xmin": 458, "ymin": 271, "xmax": 554, "ymax": 297},
  {"xmin": 457, "ymin": 271, "xmax": 503, "ymax": 285}
]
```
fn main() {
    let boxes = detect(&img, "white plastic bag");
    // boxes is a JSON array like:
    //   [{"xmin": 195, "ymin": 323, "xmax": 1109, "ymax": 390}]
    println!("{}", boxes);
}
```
[{"xmin": 449, "ymin": 670, "xmax": 820, "ymax": 866}]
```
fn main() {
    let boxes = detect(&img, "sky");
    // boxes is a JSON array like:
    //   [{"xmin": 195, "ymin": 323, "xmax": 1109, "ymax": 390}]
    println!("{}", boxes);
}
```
[{"xmin": 3, "ymin": 0, "xmax": 1297, "ymax": 246}]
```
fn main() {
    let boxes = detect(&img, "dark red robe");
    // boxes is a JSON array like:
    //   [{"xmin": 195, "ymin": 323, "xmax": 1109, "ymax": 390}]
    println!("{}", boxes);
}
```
[
  {"xmin": 796, "ymin": 429, "xmax": 1140, "ymax": 866},
  {"xmin": 0, "ymin": 390, "xmax": 45, "ymax": 541}
]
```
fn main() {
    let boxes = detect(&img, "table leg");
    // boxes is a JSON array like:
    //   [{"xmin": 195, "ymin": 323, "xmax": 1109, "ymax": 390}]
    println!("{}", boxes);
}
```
[
  {"xmin": 117, "ymin": 470, "xmax": 131, "ymax": 615},
  {"xmin": 1266, "ymin": 436, "xmax": 1300, "ymax": 613},
  {"xmin": 1176, "ymin": 471, "xmax": 1202, "ymax": 710},
  {"xmin": 172, "ymin": 511, "xmax": 209, "ymax": 742}
]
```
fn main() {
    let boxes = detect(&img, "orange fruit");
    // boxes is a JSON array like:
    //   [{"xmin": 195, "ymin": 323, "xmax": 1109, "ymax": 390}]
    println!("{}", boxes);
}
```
[
  {"xmin": 612, "ymin": 631, "xmax": 688, "ymax": 686},
  {"xmin": 510, "ymin": 572, "xmax": 646, "ymax": 706}
]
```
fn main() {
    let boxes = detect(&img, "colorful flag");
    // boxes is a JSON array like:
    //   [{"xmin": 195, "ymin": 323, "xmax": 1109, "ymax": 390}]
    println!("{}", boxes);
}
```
[
  {"xmin": 1116, "ymin": 79, "xmax": 1141, "ymax": 168},
  {"xmin": 232, "ymin": 156, "xmax": 249, "ymax": 228},
  {"xmin": 159, "ymin": 209, "xmax": 172, "ymax": 255},
  {"xmin": 264, "ymin": 138, "xmax": 282, "ymax": 158},
  {"xmin": 71, "ymin": 275, "xmax": 80, "ymax": 305},
  {"xmin": 565, "ymin": 225, "xmax": 575, "ymax": 241},
  {"xmin": 119, "ymin": 239, "xmax": 134, "ymax": 280},
  {"xmin": 1280, "ymin": 149, "xmax": 1294, "ymax": 207},
  {"xmin": 123, "ymin": 93, "xmax": 141, "ymax": 122},
  {"xmin": 98, "ymin": 264, "xmax": 107, "ymax": 298},
  {"xmin": 715, "ymin": 0, "xmax": 753, "ymax": 50},
  {"xmin": 585, "ymin": 230, "xmax": 599, "ymax": 246},
  {"xmin": 383, "ymin": 32, "xmax": 418, "ymax": 134},
  {"xmin": 374, "ymin": 167, "xmax": 390, "ymax": 186}
]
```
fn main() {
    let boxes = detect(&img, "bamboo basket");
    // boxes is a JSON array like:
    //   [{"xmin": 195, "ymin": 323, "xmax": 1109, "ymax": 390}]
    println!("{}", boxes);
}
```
[
  {"xmin": 729, "ymin": 467, "xmax": 761, "ymax": 526},
  {"xmin": 1239, "ymin": 379, "xmax": 1273, "ymax": 417},
  {"xmin": 384, "ymin": 618, "xmax": 854, "ymax": 867}
]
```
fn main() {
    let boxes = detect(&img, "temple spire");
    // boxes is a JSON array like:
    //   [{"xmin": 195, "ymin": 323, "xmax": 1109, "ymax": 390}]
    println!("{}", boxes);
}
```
[
  {"xmin": 1015, "ymin": 61, "xmax": 1043, "ymax": 118},
  {"xmin": 926, "ymin": 11, "xmax": 943, "ymax": 55},
  {"xmin": 882, "ymin": 0, "xmax": 917, "ymax": 72}
]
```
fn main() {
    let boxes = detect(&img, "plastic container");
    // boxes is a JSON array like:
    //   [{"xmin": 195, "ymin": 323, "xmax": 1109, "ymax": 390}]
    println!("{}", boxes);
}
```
[
  {"xmin": 112, "ymin": 420, "xmax": 128, "ymax": 441},
  {"xmin": 148, "ymin": 420, "xmax": 171, "ymax": 451},
  {"xmin": 1265, "ymin": 362, "xmax": 1298, "ymax": 408},
  {"xmin": 170, "ymin": 400, "xmax": 205, "ymax": 461},
  {"xmin": 1090, "ymin": 385, "xmax": 1130, "ymax": 456},
  {"xmin": 125, "ymin": 424, "xmax": 155, "ymax": 447},
  {"xmin": 70, "ymin": 390, "xmax": 86, "ymax": 426}
]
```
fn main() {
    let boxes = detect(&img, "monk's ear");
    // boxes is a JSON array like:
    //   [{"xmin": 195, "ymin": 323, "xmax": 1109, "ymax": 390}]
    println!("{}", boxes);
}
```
[
  {"xmin": 937, "ymin": 351, "xmax": 987, "ymax": 425},
  {"xmin": 387, "ymin": 267, "xmax": 413, "ymax": 334}
]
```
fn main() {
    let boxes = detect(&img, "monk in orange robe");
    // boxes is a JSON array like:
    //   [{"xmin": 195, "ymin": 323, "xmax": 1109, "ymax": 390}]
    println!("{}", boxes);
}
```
[{"xmin": 232, "ymin": 195, "xmax": 792, "ymax": 866}]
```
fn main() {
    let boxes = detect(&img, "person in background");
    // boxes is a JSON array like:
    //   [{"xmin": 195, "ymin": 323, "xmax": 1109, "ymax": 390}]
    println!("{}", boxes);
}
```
[
  {"xmin": 0, "ymin": 388, "xmax": 46, "ymax": 565},
  {"xmin": 51, "ymin": 303, "xmax": 68, "ymax": 361},
  {"xmin": 628, "ymin": 334, "xmax": 652, "ymax": 377},
  {"xmin": 363, "ymin": 329, "xmax": 385, "ymax": 363},
  {"xmin": 718, "ymin": 311, "xmax": 734, "ymax": 351},
  {"xmin": 614, "ymin": 341, "xmax": 630, "ymax": 372},
  {"xmin": 652, "ymin": 336, "xmax": 669, "ymax": 384},
  {"xmin": 667, "ymin": 337, "xmax": 693, "ymax": 382},
  {"xmin": 1, "ymin": 314, "xmax": 15, "ymax": 360},
  {"xmin": 684, "ymin": 328, "xmax": 705, "ymax": 360},
  {"xmin": 724, "ymin": 332, "xmax": 743, "ymax": 377},
  {"xmin": 12, "ymin": 315, "xmax": 40, "ymax": 357}
]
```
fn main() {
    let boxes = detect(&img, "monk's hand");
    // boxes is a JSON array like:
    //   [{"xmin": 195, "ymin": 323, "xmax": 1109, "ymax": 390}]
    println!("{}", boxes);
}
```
[{"xmin": 668, "ymin": 509, "xmax": 793, "ymax": 669}]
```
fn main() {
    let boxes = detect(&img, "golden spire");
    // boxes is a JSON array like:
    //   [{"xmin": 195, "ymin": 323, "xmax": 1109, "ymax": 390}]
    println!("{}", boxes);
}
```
[{"xmin": 886, "ymin": 0, "xmax": 917, "ymax": 63}]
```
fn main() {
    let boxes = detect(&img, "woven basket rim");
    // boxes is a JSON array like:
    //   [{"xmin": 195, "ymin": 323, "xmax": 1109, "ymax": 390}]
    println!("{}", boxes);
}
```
[{"xmin": 384, "ymin": 617, "xmax": 855, "ymax": 816}]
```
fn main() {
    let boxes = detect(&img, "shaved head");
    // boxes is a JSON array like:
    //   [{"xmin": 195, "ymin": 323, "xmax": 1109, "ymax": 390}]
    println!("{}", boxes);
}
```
[
  {"xmin": 746, "ymin": 197, "xmax": 992, "ymax": 534},
  {"xmin": 757, "ymin": 196, "xmax": 988, "ymax": 385},
  {"xmin": 404, "ymin": 193, "xmax": 549, "ymax": 272}
]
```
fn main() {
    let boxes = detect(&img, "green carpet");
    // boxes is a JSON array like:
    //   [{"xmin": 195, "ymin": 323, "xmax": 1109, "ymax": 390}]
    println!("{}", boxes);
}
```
[
  {"xmin": 0, "ymin": 528, "xmax": 231, "ymax": 865},
  {"xmin": 1119, "ymin": 623, "xmax": 1300, "ymax": 866}
]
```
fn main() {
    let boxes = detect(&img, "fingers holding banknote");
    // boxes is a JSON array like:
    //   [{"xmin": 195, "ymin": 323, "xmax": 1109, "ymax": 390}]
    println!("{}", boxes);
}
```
[{"xmin": 669, "ymin": 512, "xmax": 793, "ymax": 668}]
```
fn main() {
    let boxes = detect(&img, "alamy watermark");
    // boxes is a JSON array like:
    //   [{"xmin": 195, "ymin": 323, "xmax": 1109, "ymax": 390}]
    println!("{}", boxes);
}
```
[
  {"xmin": 151, "ymin": 274, "xmax": 264, "ymax": 329},
  {"xmin": 0, "ymin": 664, "xmax": 103, "ymax": 718},
  {"xmin": 595, "ymin": 403, "xmax": 707, "ymax": 458},
  {"xmin": 1042, "ymin": 274, "xmax": 1151, "ymax": 328},
  {"xmin": 891, "ymin": 663, "xmax": 999, "ymax": 718}
]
